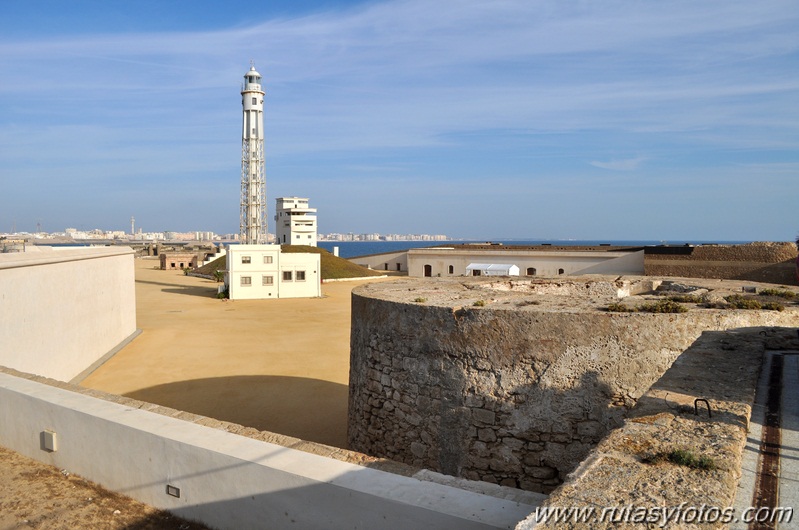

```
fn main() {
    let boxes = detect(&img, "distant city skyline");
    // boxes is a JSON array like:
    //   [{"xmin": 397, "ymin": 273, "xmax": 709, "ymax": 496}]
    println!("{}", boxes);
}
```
[
  {"xmin": 0, "ymin": 226, "xmax": 450, "ymax": 243},
  {"xmin": 1, "ymin": 1, "xmax": 797, "ymax": 241}
]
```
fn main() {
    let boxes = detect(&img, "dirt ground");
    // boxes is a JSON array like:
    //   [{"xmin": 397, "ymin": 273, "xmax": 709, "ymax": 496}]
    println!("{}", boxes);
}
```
[
  {"xmin": 80, "ymin": 257, "xmax": 393, "ymax": 448},
  {"xmin": 0, "ymin": 445, "xmax": 210, "ymax": 530},
  {"xmin": 1, "ymin": 256, "xmax": 393, "ymax": 529}
]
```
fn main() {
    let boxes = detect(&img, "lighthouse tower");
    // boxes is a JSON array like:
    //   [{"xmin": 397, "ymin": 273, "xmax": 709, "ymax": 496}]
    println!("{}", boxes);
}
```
[{"xmin": 239, "ymin": 65, "xmax": 267, "ymax": 244}]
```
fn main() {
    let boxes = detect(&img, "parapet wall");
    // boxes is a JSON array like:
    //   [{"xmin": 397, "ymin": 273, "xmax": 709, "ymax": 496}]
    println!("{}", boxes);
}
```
[
  {"xmin": 644, "ymin": 241, "xmax": 798, "ymax": 285},
  {"xmin": 0, "ymin": 366, "xmax": 543, "ymax": 530},
  {"xmin": 348, "ymin": 277, "xmax": 799, "ymax": 493},
  {"xmin": 0, "ymin": 247, "xmax": 137, "ymax": 381}
]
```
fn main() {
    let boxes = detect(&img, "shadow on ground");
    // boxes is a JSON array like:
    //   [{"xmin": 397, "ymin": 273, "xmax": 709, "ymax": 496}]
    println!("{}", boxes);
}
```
[
  {"xmin": 134, "ymin": 278, "xmax": 219, "ymax": 298},
  {"xmin": 124, "ymin": 375, "xmax": 349, "ymax": 448}
]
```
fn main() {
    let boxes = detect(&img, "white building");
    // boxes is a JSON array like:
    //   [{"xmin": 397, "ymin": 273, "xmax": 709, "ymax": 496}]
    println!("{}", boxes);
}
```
[
  {"xmin": 406, "ymin": 246, "xmax": 644, "ymax": 278},
  {"xmin": 225, "ymin": 245, "xmax": 321, "ymax": 300},
  {"xmin": 349, "ymin": 245, "xmax": 645, "ymax": 277},
  {"xmin": 275, "ymin": 197, "xmax": 317, "ymax": 246}
]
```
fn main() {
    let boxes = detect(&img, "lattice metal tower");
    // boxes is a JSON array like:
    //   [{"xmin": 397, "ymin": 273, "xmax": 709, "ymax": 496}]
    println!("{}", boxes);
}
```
[{"xmin": 239, "ymin": 64, "xmax": 267, "ymax": 244}]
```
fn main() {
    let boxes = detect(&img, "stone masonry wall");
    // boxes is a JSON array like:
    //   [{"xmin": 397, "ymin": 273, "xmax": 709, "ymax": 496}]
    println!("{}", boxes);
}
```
[
  {"xmin": 644, "ymin": 242, "xmax": 798, "ymax": 285},
  {"xmin": 348, "ymin": 284, "xmax": 799, "ymax": 493}
]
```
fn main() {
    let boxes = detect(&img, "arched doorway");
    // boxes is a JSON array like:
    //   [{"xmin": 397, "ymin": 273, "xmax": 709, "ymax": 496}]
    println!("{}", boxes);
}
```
[{"xmin": 424, "ymin": 264, "xmax": 432, "ymax": 277}]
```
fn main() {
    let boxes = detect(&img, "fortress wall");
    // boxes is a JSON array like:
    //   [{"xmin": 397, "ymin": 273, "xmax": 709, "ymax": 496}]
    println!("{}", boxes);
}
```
[
  {"xmin": 520, "ymin": 327, "xmax": 799, "ymax": 530},
  {"xmin": 0, "ymin": 247, "xmax": 137, "ymax": 381},
  {"xmin": 644, "ymin": 242, "xmax": 798, "ymax": 285},
  {"xmin": 351, "ymin": 250, "xmax": 409, "ymax": 272},
  {"xmin": 348, "ymin": 290, "xmax": 799, "ymax": 493},
  {"xmin": 0, "ymin": 366, "xmax": 543, "ymax": 530}
]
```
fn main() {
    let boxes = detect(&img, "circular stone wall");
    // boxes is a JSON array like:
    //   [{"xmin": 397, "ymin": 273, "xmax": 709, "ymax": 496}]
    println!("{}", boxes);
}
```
[{"xmin": 348, "ymin": 276, "xmax": 799, "ymax": 493}]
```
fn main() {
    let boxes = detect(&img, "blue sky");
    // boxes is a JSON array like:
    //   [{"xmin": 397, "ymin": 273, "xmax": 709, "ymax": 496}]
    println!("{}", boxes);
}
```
[{"xmin": 1, "ymin": 0, "xmax": 797, "ymax": 241}]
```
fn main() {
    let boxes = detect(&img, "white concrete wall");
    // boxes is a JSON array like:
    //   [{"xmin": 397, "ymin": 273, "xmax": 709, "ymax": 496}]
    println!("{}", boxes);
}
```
[
  {"xmin": 0, "ymin": 247, "xmax": 137, "ymax": 381},
  {"xmin": 407, "ymin": 248, "xmax": 644, "ymax": 278},
  {"xmin": 0, "ymin": 372, "xmax": 541, "ymax": 530},
  {"xmin": 279, "ymin": 252, "xmax": 322, "ymax": 298},
  {"xmin": 572, "ymin": 250, "xmax": 645, "ymax": 275}
]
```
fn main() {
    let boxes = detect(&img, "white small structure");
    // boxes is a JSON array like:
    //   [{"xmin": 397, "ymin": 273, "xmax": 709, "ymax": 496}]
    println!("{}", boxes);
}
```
[
  {"xmin": 465, "ymin": 263, "xmax": 520, "ymax": 277},
  {"xmin": 225, "ymin": 244, "xmax": 321, "ymax": 300},
  {"xmin": 275, "ymin": 197, "xmax": 317, "ymax": 246}
]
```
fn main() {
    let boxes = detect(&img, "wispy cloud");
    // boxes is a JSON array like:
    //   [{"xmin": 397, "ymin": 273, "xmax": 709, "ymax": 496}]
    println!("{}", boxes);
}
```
[
  {"xmin": 0, "ymin": 0, "xmax": 797, "ymax": 238},
  {"xmin": 590, "ymin": 157, "xmax": 648, "ymax": 171}
]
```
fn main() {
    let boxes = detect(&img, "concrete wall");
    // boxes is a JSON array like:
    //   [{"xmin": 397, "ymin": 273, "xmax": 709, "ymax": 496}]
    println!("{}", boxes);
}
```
[
  {"xmin": 279, "ymin": 251, "xmax": 322, "ymax": 298},
  {"xmin": 0, "ymin": 369, "xmax": 542, "ymax": 530},
  {"xmin": 0, "ymin": 247, "xmax": 137, "ymax": 381},
  {"xmin": 644, "ymin": 242, "xmax": 798, "ymax": 285},
  {"xmin": 407, "ymin": 248, "xmax": 644, "ymax": 278},
  {"xmin": 351, "ymin": 250, "xmax": 409, "ymax": 272},
  {"xmin": 348, "ymin": 284, "xmax": 799, "ymax": 493}
]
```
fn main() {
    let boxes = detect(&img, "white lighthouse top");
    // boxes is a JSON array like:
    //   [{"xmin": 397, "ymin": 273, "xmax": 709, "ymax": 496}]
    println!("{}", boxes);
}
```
[{"xmin": 244, "ymin": 66, "xmax": 261, "ymax": 83}]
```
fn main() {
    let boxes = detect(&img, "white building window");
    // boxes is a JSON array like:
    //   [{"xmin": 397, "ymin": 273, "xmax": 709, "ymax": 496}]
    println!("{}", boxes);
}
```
[
  {"xmin": 241, "ymin": 276, "xmax": 252, "ymax": 286},
  {"xmin": 263, "ymin": 255, "xmax": 273, "ymax": 264},
  {"xmin": 283, "ymin": 271, "xmax": 293, "ymax": 281},
  {"xmin": 296, "ymin": 271, "xmax": 306, "ymax": 281},
  {"xmin": 262, "ymin": 275, "xmax": 273, "ymax": 286},
  {"xmin": 242, "ymin": 256, "xmax": 251, "ymax": 264}
]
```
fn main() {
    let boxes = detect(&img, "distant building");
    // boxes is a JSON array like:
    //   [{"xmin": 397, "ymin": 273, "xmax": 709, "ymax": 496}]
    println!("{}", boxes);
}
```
[
  {"xmin": 407, "ymin": 245, "xmax": 644, "ymax": 278},
  {"xmin": 159, "ymin": 252, "xmax": 199, "ymax": 270},
  {"xmin": 225, "ymin": 245, "xmax": 321, "ymax": 300},
  {"xmin": 275, "ymin": 197, "xmax": 317, "ymax": 246},
  {"xmin": 350, "ymin": 244, "xmax": 645, "ymax": 277}
]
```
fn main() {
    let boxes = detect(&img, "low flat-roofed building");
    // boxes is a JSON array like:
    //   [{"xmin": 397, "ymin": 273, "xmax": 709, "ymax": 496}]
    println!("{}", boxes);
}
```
[
  {"xmin": 407, "ymin": 244, "xmax": 645, "ymax": 278},
  {"xmin": 159, "ymin": 252, "xmax": 199, "ymax": 270},
  {"xmin": 225, "ymin": 244, "xmax": 321, "ymax": 300}
]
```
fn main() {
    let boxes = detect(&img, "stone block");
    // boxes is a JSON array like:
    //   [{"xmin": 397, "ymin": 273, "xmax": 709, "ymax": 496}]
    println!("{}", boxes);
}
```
[
  {"xmin": 576, "ymin": 420, "xmax": 604, "ymax": 438},
  {"xmin": 471, "ymin": 407, "xmax": 496, "ymax": 425},
  {"xmin": 477, "ymin": 428, "xmax": 497, "ymax": 442},
  {"xmin": 528, "ymin": 466, "xmax": 558, "ymax": 479}
]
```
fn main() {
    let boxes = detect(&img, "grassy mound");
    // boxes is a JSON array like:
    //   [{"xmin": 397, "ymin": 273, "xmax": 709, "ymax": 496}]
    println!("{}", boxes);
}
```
[
  {"xmin": 192, "ymin": 246, "xmax": 383, "ymax": 281},
  {"xmin": 193, "ymin": 255, "xmax": 226, "ymax": 278},
  {"xmin": 280, "ymin": 245, "xmax": 384, "ymax": 280}
]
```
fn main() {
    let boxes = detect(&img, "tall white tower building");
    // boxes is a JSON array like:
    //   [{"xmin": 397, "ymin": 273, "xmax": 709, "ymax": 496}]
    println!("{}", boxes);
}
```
[
  {"xmin": 239, "ymin": 65, "xmax": 267, "ymax": 244},
  {"xmin": 275, "ymin": 197, "xmax": 318, "ymax": 246}
]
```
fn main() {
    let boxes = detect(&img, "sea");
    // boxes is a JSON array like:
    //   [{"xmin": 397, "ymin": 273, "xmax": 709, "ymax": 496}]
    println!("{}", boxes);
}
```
[
  {"xmin": 317, "ymin": 240, "xmax": 754, "ymax": 259},
  {"xmin": 41, "ymin": 238, "xmax": 755, "ymax": 259}
]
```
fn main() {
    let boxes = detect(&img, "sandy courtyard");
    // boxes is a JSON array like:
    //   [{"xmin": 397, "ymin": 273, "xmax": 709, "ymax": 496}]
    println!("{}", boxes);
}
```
[{"xmin": 80, "ymin": 257, "xmax": 391, "ymax": 449}]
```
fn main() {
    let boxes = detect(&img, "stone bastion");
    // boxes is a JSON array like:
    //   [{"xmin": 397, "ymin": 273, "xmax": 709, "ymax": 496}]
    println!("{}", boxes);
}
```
[{"xmin": 347, "ymin": 275, "xmax": 799, "ymax": 493}]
